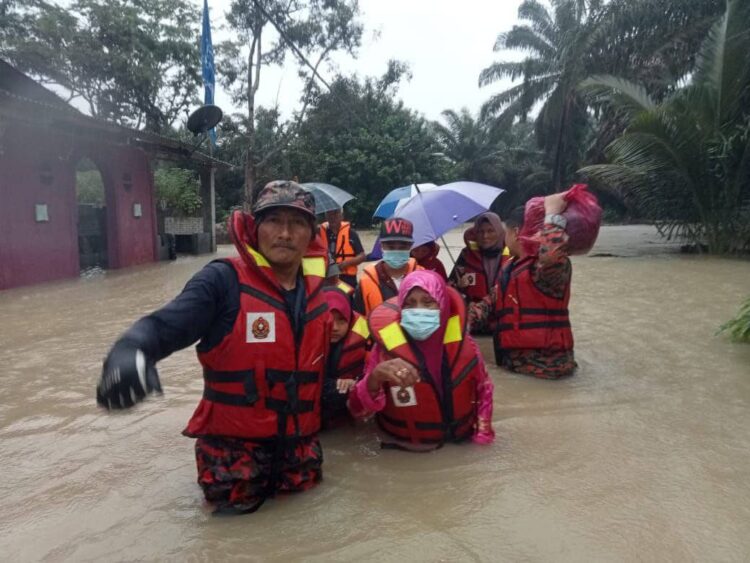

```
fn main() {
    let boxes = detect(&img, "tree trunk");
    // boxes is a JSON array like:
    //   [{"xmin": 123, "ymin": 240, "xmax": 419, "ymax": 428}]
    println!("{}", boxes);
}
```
[
  {"xmin": 244, "ymin": 30, "xmax": 261, "ymax": 210},
  {"xmin": 552, "ymin": 92, "xmax": 572, "ymax": 192}
]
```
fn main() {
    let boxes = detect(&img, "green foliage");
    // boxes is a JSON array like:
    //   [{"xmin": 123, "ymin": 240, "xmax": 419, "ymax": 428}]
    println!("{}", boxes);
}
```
[
  {"xmin": 0, "ymin": 0, "xmax": 201, "ymax": 132},
  {"xmin": 287, "ymin": 63, "xmax": 450, "ymax": 225},
  {"xmin": 76, "ymin": 170, "xmax": 105, "ymax": 205},
  {"xmin": 432, "ymin": 110, "xmax": 545, "ymax": 215},
  {"xmin": 219, "ymin": 0, "xmax": 364, "ymax": 201},
  {"xmin": 154, "ymin": 168, "xmax": 203, "ymax": 216},
  {"xmin": 719, "ymin": 297, "xmax": 750, "ymax": 343},
  {"xmin": 479, "ymin": 0, "xmax": 724, "ymax": 192},
  {"xmin": 580, "ymin": 0, "xmax": 750, "ymax": 254}
]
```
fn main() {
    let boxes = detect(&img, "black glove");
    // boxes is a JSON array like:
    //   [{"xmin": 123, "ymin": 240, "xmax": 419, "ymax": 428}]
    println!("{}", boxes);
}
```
[{"xmin": 96, "ymin": 342, "xmax": 162, "ymax": 410}]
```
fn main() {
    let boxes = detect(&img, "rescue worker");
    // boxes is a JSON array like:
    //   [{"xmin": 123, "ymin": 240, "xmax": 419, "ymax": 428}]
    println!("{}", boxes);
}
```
[
  {"xmin": 95, "ymin": 181, "xmax": 330, "ymax": 514},
  {"xmin": 470, "ymin": 194, "xmax": 576, "ymax": 379},
  {"xmin": 410, "ymin": 241, "xmax": 448, "ymax": 280},
  {"xmin": 319, "ymin": 207, "xmax": 365, "ymax": 288},
  {"xmin": 348, "ymin": 270, "xmax": 495, "ymax": 451},
  {"xmin": 449, "ymin": 212, "xmax": 509, "ymax": 334},
  {"xmin": 353, "ymin": 217, "xmax": 422, "ymax": 317},
  {"xmin": 321, "ymin": 287, "xmax": 369, "ymax": 428}
]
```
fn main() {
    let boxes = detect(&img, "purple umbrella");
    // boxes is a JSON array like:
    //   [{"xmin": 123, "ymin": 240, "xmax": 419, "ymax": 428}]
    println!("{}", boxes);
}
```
[{"xmin": 395, "ymin": 181, "xmax": 505, "ymax": 262}]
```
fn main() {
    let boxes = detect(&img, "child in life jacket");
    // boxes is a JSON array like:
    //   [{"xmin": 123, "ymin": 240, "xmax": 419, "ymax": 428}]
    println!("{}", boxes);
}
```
[{"xmin": 321, "ymin": 287, "xmax": 370, "ymax": 428}]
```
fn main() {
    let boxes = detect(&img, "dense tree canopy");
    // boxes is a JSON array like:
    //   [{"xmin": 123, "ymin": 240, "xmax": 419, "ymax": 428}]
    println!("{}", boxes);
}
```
[{"xmin": 0, "ymin": 0, "xmax": 201, "ymax": 132}]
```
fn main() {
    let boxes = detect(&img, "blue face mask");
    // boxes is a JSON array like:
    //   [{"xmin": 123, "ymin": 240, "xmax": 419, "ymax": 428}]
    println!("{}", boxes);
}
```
[
  {"xmin": 400, "ymin": 308, "xmax": 441, "ymax": 341},
  {"xmin": 382, "ymin": 250, "xmax": 410, "ymax": 269}
]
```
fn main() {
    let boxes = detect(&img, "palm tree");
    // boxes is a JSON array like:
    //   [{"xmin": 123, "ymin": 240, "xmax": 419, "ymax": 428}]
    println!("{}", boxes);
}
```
[
  {"xmin": 433, "ymin": 109, "xmax": 546, "ymax": 213},
  {"xmin": 479, "ymin": 0, "xmax": 725, "ymax": 193},
  {"xmin": 432, "ymin": 109, "xmax": 504, "ymax": 183},
  {"xmin": 580, "ymin": 0, "xmax": 750, "ymax": 254}
]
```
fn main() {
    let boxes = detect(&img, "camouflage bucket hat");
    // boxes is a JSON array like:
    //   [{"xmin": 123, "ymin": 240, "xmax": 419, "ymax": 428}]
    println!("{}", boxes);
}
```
[{"xmin": 252, "ymin": 180, "xmax": 316, "ymax": 219}]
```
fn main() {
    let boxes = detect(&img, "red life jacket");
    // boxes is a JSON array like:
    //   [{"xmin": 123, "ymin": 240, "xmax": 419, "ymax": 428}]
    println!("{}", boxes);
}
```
[
  {"xmin": 368, "ymin": 287, "xmax": 480, "ymax": 446},
  {"xmin": 331, "ymin": 313, "xmax": 369, "ymax": 381},
  {"xmin": 456, "ymin": 228, "xmax": 510, "ymax": 304},
  {"xmin": 183, "ymin": 210, "xmax": 330, "ymax": 441},
  {"xmin": 494, "ymin": 256, "xmax": 573, "ymax": 352}
]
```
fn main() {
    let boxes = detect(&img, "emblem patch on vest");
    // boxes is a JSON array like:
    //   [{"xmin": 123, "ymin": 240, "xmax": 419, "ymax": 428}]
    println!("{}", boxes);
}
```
[
  {"xmin": 246, "ymin": 312, "xmax": 276, "ymax": 343},
  {"xmin": 465, "ymin": 273, "xmax": 476, "ymax": 287},
  {"xmin": 390, "ymin": 385, "xmax": 417, "ymax": 407}
]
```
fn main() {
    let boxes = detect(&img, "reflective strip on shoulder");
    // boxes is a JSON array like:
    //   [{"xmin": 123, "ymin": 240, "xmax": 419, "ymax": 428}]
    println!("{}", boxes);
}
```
[
  {"xmin": 246, "ymin": 244, "xmax": 270, "ymax": 268},
  {"xmin": 379, "ymin": 321, "xmax": 407, "ymax": 351},
  {"xmin": 443, "ymin": 315, "xmax": 462, "ymax": 344},
  {"xmin": 351, "ymin": 316, "xmax": 370, "ymax": 339},
  {"xmin": 337, "ymin": 281, "xmax": 354, "ymax": 294},
  {"xmin": 302, "ymin": 256, "xmax": 326, "ymax": 278},
  {"xmin": 503, "ymin": 246, "xmax": 510, "ymax": 256}
]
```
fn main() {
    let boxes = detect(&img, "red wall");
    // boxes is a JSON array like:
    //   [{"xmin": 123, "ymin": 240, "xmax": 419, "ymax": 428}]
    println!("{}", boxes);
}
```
[{"xmin": 0, "ymin": 124, "xmax": 157, "ymax": 290}]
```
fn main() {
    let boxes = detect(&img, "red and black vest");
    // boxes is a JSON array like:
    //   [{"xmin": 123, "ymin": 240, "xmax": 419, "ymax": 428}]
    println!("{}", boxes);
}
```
[
  {"xmin": 329, "ymin": 313, "xmax": 370, "ymax": 381},
  {"xmin": 456, "ymin": 235, "xmax": 510, "ymax": 304},
  {"xmin": 368, "ymin": 287, "xmax": 480, "ymax": 446},
  {"xmin": 183, "ymin": 211, "xmax": 330, "ymax": 441},
  {"xmin": 494, "ymin": 256, "xmax": 573, "ymax": 355}
]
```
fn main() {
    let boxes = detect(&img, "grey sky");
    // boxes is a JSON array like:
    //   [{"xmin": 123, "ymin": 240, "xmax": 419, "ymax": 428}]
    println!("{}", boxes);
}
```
[{"xmin": 208, "ymin": 0, "xmax": 523, "ymax": 122}]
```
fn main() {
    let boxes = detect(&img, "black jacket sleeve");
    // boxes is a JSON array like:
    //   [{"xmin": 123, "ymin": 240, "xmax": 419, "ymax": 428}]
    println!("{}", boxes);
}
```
[{"xmin": 116, "ymin": 261, "xmax": 239, "ymax": 362}]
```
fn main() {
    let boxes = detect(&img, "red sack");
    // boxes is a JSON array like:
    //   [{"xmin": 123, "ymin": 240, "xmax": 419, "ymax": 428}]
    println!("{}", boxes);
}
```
[{"xmin": 519, "ymin": 184, "xmax": 602, "ymax": 256}]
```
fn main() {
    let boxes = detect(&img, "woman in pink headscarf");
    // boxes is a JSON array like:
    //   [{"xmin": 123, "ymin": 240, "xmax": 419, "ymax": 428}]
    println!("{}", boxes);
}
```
[{"xmin": 348, "ymin": 270, "xmax": 495, "ymax": 451}]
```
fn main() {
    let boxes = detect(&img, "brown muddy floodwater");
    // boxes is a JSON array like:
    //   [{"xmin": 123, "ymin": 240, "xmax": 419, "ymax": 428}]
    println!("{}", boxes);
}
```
[{"xmin": 1, "ymin": 225, "xmax": 749, "ymax": 562}]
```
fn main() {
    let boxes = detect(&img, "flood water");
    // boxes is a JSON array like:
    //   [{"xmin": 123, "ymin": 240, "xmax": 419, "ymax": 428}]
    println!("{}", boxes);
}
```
[{"xmin": 1, "ymin": 225, "xmax": 749, "ymax": 562}]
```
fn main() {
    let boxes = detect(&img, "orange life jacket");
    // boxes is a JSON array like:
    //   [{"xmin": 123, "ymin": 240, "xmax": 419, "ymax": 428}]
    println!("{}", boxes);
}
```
[
  {"xmin": 320, "ymin": 221, "xmax": 358, "ymax": 276},
  {"xmin": 184, "ymin": 210, "xmax": 329, "ymax": 440},
  {"xmin": 358, "ymin": 259, "xmax": 421, "ymax": 317},
  {"xmin": 494, "ymin": 255, "xmax": 573, "ymax": 355},
  {"xmin": 368, "ymin": 287, "xmax": 480, "ymax": 446}
]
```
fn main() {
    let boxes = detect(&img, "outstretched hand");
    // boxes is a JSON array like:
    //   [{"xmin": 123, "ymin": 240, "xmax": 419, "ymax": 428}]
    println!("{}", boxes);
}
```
[{"xmin": 97, "ymin": 343, "xmax": 162, "ymax": 410}]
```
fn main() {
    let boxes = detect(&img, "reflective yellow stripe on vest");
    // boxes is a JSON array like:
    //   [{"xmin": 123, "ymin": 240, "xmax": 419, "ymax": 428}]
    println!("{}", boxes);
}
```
[
  {"xmin": 379, "ymin": 321, "xmax": 407, "ymax": 351},
  {"xmin": 302, "ymin": 256, "xmax": 326, "ymax": 278},
  {"xmin": 246, "ymin": 244, "xmax": 270, "ymax": 267},
  {"xmin": 351, "ymin": 316, "xmax": 370, "ymax": 340},
  {"xmin": 443, "ymin": 315, "xmax": 462, "ymax": 344},
  {"xmin": 337, "ymin": 281, "xmax": 353, "ymax": 294}
]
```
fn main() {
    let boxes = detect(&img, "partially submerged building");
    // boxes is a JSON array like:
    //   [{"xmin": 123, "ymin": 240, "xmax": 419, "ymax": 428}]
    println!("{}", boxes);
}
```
[{"xmin": 0, "ymin": 60, "xmax": 228, "ymax": 290}]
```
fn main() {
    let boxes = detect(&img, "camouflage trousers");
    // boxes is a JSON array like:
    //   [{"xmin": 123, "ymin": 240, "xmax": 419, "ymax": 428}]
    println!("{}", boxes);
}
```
[{"xmin": 195, "ymin": 434, "xmax": 323, "ymax": 514}]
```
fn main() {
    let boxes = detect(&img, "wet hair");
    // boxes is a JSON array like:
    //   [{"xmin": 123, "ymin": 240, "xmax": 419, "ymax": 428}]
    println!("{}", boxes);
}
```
[{"xmin": 503, "ymin": 206, "xmax": 525, "ymax": 229}]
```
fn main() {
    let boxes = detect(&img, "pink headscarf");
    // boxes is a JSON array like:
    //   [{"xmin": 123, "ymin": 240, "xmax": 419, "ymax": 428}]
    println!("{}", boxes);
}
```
[
  {"xmin": 398, "ymin": 270, "xmax": 450, "ymax": 391},
  {"xmin": 324, "ymin": 288, "xmax": 352, "ymax": 326}
]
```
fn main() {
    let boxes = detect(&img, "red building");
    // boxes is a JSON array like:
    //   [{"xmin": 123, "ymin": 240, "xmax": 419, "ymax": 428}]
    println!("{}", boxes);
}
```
[{"xmin": 0, "ymin": 61, "xmax": 223, "ymax": 290}]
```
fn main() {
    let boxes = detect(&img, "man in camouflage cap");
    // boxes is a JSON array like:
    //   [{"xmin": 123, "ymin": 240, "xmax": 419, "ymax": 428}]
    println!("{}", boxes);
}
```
[
  {"xmin": 253, "ymin": 180, "xmax": 316, "ymax": 220},
  {"xmin": 96, "ymin": 180, "xmax": 330, "ymax": 514}
]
